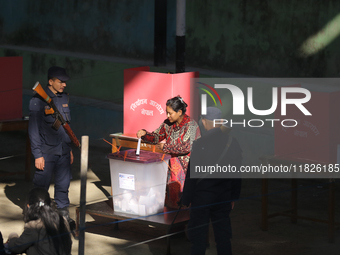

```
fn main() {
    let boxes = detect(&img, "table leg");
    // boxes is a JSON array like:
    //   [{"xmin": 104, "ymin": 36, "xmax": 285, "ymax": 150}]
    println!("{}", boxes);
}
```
[
  {"xmin": 25, "ymin": 134, "xmax": 31, "ymax": 181},
  {"xmin": 261, "ymin": 179, "xmax": 268, "ymax": 231},
  {"xmin": 328, "ymin": 180, "xmax": 335, "ymax": 243},
  {"xmin": 114, "ymin": 219, "xmax": 119, "ymax": 230},
  {"xmin": 291, "ymin": 179, "xmax": 297, "ymax": 224},
  {"xmin": 166, "ymin": 226, "xmax": 171, "ymax": 255},
  {"xmin": 75, "ymin": 207, "xmax": 80, "ymax": 238}
]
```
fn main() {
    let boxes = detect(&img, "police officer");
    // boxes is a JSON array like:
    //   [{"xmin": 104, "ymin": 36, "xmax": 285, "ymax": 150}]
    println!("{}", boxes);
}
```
[{"xmin": 28, "ymin": 66, "xmax": 75, "ymax": 230}]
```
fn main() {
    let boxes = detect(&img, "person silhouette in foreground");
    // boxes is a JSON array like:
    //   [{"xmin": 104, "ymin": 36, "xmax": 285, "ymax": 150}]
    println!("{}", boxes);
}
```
[
  {"xmin": 6, "ymin": 187, "xmax": 72, "ymax": 255},
  {"xmin": 182, "ymin": 107, "xmax": 242, "ymax": 255}
]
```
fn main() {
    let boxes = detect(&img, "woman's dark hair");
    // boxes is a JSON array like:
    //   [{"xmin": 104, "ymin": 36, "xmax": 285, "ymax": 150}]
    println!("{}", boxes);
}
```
[
  {"xmin": 24, "ymin": 188, "xmax": 72, "ymax": 255},
  {"xmin": 166, "ymin": 95, "xmax": 188, "ymax": 114}
]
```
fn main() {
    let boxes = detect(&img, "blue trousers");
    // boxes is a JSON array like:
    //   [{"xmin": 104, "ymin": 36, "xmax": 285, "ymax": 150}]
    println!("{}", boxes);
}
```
[
  {"xmin": 33, "ymin": 153, "xmax": 72, "ymax": 209},
  {"xmin": 187, "ymin": 201, "xmax": 232, "ymax": 255}
]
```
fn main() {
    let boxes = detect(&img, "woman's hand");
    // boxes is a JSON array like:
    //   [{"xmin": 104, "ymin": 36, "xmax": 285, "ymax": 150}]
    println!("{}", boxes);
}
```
[
  {"xmin": 136, "ymin": 129, "xmax": 146, "ymax": 138},
  {"xmin": 156, "ymin": 142, "xmax": 165, "ymax": 150}
]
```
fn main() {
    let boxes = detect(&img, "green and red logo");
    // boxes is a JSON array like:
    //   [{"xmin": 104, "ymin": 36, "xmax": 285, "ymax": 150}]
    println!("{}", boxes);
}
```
[{"xmin": 197, "ymin": 82, "xmax": 222, "ymax": 115}]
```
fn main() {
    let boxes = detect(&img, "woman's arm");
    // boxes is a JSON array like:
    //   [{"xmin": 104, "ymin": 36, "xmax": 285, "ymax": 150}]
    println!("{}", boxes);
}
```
[{"xmin": 140, "ymin": 122, "xmax": 168, "ymax": 144}]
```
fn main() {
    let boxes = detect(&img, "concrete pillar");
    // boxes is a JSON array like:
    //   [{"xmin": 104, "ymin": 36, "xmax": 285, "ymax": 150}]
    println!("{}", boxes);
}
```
[{"xmin": 176, "ymin": 0, "xmax": 186, "ymax": 73}]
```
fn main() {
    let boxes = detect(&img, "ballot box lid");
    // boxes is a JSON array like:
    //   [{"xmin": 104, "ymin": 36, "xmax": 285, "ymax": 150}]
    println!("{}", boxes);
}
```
[{"xmin": 107, "ymin": 149, "xmax": 171, "ymax": 164}]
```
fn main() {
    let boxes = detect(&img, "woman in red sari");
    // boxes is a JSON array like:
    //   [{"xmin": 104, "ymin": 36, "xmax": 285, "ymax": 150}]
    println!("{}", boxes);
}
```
[{"xmin": 137, "ymin": 96, "xmax": 201, "ymax": 208}]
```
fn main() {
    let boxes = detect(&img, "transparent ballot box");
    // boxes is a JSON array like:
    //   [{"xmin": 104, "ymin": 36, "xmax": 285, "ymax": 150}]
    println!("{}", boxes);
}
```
[{"xmin": 107, "ymin": 149, "xmax": 171, "ymax": 216}]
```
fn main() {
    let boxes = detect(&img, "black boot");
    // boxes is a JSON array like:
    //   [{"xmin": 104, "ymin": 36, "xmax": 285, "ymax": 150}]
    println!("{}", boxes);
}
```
[{"xmin": 58, "ymin": 207, "xmax": 76, "ymax": 232}]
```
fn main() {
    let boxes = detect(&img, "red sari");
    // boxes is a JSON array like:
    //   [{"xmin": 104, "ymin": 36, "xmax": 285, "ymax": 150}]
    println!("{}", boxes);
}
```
[{"xmin": 142, "ymin": 114, "xmax": 201, "ymax": 208}]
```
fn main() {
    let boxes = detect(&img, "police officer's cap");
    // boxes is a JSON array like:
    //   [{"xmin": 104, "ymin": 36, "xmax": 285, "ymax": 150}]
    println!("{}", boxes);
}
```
[
  {"xmin": 48, "ymin": 66, "xmax": 70, "ymax": 81},
  {"xmin": 201, "ymin": 107, "xmax": 222, "ymax": 120}
]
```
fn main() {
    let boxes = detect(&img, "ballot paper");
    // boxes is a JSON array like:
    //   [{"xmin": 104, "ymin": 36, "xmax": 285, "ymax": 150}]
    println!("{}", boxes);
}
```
[{"xmin": 136, "ymin": 138, "xmax": 141, "ymax": 155}]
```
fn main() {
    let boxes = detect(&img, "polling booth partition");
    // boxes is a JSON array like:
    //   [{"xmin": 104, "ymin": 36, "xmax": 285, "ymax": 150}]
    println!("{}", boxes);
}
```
[
  {"xmin": 0, "ymin": 56, "xmax": 23, "ymax": 121},
  {"xmin": 274, "ymin": 85, "xmax": 340, "ymax": 164},
  {"xmin": 0, "ymin": 56, "xmax": 31, "ymax": 180},
  {"xmin": 261, "ymin": 82, "xmax": 340, "ymax": 243},
  {"xmin": 123, "ymin": 66, "xmax": 199, "ymax": 136}
]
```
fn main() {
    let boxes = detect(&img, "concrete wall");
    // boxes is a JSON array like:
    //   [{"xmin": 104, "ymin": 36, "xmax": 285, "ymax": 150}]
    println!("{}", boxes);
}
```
[
  {"xmin": 0, "ymin": 0, "xmax": 176, "ymax": 61},
  {"xmin": 186, "ymin": 0, "xmax": 340, "ymax": 77},
  {"xmin": 1, "ymin": 1, "xmax": 340, "ymax": 77}
]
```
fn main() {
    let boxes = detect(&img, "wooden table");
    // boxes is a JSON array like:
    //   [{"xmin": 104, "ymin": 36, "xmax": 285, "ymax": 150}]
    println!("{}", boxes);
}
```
[
  {"xmin": 260, "ymin": 155, "xmax": 338, "ymax": 243},
  {"xmin": 0, "ymin": 119, "xmax": 31, "ymax": 181},
  {"xmin": 110, "ymin": 133, "xmax": 163, "ymax": 153},
  {"xmin": 75, "ymin": 200, "xmax": 189, "ymax": 254},
  {"xmin": 77, "ymin": 133, "xmax": 187, "ymax": 254}
]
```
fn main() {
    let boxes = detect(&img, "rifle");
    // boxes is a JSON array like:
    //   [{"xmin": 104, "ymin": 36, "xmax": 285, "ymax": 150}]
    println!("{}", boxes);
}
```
[{"xmin": 32, "ymin": 82, "xmax": 81, "ymax": 148}]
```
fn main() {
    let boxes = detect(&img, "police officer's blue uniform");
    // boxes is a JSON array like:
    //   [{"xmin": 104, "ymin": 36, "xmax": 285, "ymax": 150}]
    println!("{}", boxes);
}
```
[{"xmin": 28, "ymin": 85, "xmax": 72, "ymax": 210}]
